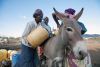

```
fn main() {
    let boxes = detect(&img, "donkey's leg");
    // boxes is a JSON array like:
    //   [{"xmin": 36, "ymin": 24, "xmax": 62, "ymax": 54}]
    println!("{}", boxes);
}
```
[
  {"xmin": 52, "ymin": 57, "xmax": 68, "ymax": 67},
  {"xmin": 40, "ymin": 54, "xmax": 47, "ymax": 67},
  {"xmin": 63, "ymin": 57, "xmax": 68, "ymax": 67},
  {"xmin": 52, "ymin": 57, "xmax": 63, "ymax": 67}
]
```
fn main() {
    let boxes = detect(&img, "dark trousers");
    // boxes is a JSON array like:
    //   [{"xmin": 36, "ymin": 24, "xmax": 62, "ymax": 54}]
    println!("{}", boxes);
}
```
[{"xmin": 14, "ymin": 43, "xmax": 39, "ymax": 67}]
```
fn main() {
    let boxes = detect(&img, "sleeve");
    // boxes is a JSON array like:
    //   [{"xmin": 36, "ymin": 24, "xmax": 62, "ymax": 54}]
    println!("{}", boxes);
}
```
[
  {"xmin": 52, "ymin": 13, "xmax": 60, "ymax": 28},
  {"xmin": 21, "ymin": 22, "xmax": 36, "ymax": 47},
  {"xmin": 40, "ymin": 21, "xmax": 52, "ymax": 37},
  {"xmin": 78, "ymin": 22, "xmax": 87, "ymax": 35},
  {"xmin": 22, "ymin": 22, "xmax": 35, "ymax": 38},
  {"xmin": 22, "ymin": 23, "xmax": 32, "ymax": 37}
]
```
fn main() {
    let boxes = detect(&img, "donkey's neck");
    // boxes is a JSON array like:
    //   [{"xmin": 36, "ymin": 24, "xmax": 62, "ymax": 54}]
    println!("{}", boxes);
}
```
[{"xmin": 44, "ymin": 28, "xmax": 68, "ymax": 59}]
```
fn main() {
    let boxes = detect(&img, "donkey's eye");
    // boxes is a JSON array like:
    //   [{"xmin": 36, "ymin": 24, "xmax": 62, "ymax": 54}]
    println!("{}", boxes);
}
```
[{"xmin": 66, "ymin": 27, "xmax": 73, "ymax": 32}]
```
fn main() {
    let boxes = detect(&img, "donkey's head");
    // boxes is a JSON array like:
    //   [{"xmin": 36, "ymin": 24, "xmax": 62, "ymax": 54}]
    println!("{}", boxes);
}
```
[{"xmin": 53, "ymin": 8, "xmax": 88, "ymax": 60}]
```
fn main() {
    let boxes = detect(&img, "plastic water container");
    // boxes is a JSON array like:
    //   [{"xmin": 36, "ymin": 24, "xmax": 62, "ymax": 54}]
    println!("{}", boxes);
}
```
[
  {"xmin": 10, "ymin": 50, "xmax": 17, "ymax": 60},
  {"xmin": 0, "ymin": 49, "xmax": 8, "ymax": 62},
  {"xmin": 12, "ymin": 53, "xmax": 20, "ymax": 67},
  {"xmin": 8, "ymin": 50, "xmax": 13, "ymax": 59},
  {"xmin": 27, "ymin": 25, "xmax": 49, "ymax": 48}
]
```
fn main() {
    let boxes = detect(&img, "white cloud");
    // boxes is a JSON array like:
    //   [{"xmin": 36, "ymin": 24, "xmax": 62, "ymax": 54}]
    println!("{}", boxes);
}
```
[{"xmin": 21, "ymin": 16, "xmax": 27, "ymax": 19}]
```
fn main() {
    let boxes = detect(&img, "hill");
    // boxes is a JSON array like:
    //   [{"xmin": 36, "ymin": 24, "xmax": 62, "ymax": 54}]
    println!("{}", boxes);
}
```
[{"xmin": 82, "ymin": 34, "xmax": 100, "ymax": 38}]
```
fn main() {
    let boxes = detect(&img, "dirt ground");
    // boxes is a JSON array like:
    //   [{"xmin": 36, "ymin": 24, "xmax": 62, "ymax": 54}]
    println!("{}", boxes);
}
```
[
  {"xmin": 85, "ymin": 37, "xmax": 100, "ymax": 67},
  {"xmin": 0, "ymin": 37, "xmax": 100, "ymax": 67}
]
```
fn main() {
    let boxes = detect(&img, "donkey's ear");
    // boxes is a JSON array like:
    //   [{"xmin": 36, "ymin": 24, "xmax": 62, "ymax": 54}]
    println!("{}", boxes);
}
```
[
  {"xmin": 74, "ymin": 8, "xmax": 84, "ymax": 20},
  {"xmin": 53, "ymin": 8, "xmax": 66, "ymax": 20}
]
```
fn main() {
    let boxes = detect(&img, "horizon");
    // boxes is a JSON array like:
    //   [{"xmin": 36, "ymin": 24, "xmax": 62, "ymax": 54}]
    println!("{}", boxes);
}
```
[
  {"xmin": 0, "ymin": 34, "xmax": 100, "ymax": 38},
  {"xmin": 0, "ymin": 0, "xmax": 100, "ymax": 37}
]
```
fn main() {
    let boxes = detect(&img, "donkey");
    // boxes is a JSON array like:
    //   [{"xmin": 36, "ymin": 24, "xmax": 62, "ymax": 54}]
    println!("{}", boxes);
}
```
[{"xmin": 41, "ymin": 8, "xmax": 88, "ymax": 67}]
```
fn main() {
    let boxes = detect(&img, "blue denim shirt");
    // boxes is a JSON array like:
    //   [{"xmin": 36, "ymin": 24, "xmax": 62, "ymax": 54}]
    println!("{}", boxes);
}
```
[{"xmin": 77, "ymin": 21, "xmax": 87, "ymax": 35}]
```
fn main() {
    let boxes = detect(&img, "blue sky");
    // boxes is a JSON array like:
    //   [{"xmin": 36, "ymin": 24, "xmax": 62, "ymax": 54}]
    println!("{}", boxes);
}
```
[{"xmin": 0, "ymin": 0, "xmax": 100, "ymax": 37}]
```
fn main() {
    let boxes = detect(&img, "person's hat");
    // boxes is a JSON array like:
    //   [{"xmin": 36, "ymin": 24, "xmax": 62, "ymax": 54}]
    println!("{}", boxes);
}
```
[{"xmin": 65, "ymin": 8, "xmax": 76, "ymax": 15}]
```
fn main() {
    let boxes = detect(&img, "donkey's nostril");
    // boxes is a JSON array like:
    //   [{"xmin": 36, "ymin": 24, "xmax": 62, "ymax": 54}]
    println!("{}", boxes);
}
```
[
  {"xmin": 79, "ymin": 51, "xmax": 82, "ymax": 55},
  {"xmin": 67, "ymin": 27, "xmax": 73, "ymax": 31},
  {"xmin": 79, "ymin": 51, "xmax": 84, "ymax": 60},
  {"xmin": 79, "ymin": 51, "xmax": 87, "ymax": 60}
]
